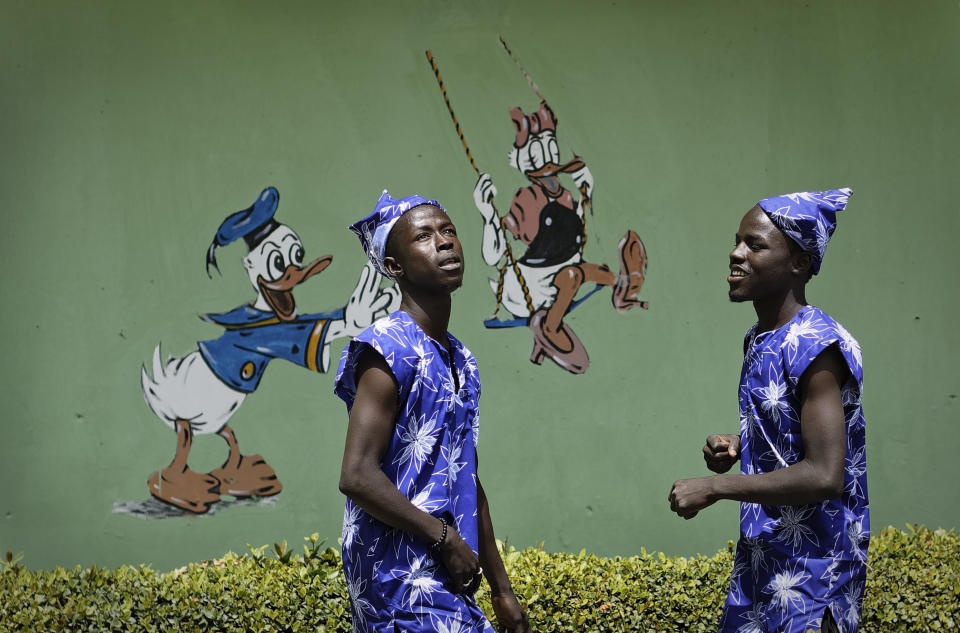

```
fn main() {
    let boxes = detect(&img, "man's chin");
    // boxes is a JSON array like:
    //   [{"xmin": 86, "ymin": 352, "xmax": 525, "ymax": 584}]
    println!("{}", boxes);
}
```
[{"xmin": 442, "ymin": 271, "xmax": 464, "ymax": 292}]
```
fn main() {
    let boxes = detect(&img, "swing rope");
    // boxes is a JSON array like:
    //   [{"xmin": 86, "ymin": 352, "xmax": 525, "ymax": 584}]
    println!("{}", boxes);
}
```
[{"xmin": 425, "ymin": 50, "xmax": 535, "ymax": 318}]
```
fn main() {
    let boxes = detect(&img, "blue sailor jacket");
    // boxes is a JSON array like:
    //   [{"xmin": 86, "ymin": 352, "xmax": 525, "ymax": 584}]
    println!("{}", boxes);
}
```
[{"xmin": 198, "ymin": 304, "xmax": 343, "ymax": 392}]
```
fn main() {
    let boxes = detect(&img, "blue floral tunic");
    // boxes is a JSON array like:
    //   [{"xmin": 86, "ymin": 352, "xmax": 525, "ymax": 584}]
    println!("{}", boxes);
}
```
[
  {"xmin": 334, "ymin": 310, "xmax": 494, "ymax": 633},
  {"xmin": 719, "ymin": 306, "xmax": 869, "ymax": 633}
]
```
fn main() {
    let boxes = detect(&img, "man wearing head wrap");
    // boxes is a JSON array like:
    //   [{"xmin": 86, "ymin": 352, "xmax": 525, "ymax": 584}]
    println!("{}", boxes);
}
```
[
  {"xmin": 335, "ymin": 191, "xmax": 531, "ymax": 633},
  {"xmin": 668, "ymin": 189, "xmax": 868, "ymax": 633}
]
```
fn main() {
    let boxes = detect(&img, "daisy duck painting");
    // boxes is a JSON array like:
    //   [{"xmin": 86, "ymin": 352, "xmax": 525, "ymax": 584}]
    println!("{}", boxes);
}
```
[
  {"xmin": 427, "ymin": 44, "xmax": 650, "ymax": 376},
  {"xmin": 471, "ymin": 100, "xmax": 648, "ymax": 374},
  {"xmin": 136, "ymin": 186, "xmax": 399, "ymax": 515}
]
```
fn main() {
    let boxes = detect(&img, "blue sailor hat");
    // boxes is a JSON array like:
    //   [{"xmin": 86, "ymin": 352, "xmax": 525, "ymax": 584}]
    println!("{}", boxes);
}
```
[{"xmin": 206, "ymin": 187, "xmax": 282, "ymax": 277}]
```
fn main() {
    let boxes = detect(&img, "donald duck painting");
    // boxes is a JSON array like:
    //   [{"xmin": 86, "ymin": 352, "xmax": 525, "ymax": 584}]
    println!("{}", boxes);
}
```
[{"xmin": 139, "ymin": 187, "xmax": 399, "ymax": 514}]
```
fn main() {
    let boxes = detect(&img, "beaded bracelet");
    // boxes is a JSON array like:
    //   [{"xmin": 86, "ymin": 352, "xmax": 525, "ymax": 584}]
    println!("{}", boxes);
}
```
[{"xmin": 429, "ymin": 516, "xmax": 448, "ymax": 552}]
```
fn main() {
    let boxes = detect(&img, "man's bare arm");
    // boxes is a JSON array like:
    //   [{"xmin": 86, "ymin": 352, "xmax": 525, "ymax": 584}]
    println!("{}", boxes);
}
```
[
  {"xmin": 476, "ymin": 479, "xmax": 511, "ymax": 595},
  {"xmin": 476, "ymin": 477, "xmax": 531, "ymax": 632},
  {"xmin": 670, "ymin": 345, "xmax": 848, "ymax": 518}
]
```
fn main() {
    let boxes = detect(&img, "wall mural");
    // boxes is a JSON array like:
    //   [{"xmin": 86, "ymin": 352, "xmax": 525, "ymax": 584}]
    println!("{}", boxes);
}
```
[
  {"xmin": 114, "ymin": 42, "xmax": 650, "ymax": 518},
  {"xmin": 115, "ymin": 187, "xmax": 399, "ymax": 517},
  {"xmin": 426, "ymin": 40, "xmax": 649, "ymax": 375}
]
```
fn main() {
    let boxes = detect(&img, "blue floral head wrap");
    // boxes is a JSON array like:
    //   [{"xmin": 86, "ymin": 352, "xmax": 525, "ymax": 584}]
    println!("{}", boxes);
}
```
[
  {"xmin": 349, "ymin": 190, "xmax": 446, "ymax": 277},
  {"xmin": 756, "ymin": 188, "xmax": 852, "ymax": 275}
]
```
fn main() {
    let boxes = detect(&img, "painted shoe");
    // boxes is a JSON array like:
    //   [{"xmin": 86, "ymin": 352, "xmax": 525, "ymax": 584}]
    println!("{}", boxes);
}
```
[
  {"xmin": 613, "ymin": 230, "xmax": 649, "ymax": 311},
  {"xmin": 209, "ymin": 454, "xmax": 283, "ymax": 498},
  {"xmin": 148, "ymin": 466, "xmax": 220, "ymax": 514},
  {"xmin": 529, "ymin": 309, "xmax": 589, "ymax": 374}
]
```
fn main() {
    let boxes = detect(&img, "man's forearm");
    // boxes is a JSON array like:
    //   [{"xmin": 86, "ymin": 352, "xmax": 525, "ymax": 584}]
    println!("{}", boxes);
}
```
[
  {"xmin": 339, "ymin": 466, "xmax": 442, "ymax": 544},
  {"xmin": 476, "ymin": 480, "xmax": 513, "ymax": 596},
  {"xmin": 710, "ymin": 458, "xmax": 844, "ymax": 506}
]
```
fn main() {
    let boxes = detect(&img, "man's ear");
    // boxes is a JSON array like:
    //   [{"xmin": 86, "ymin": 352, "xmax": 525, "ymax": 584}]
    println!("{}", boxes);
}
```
[
  {"xmin": 792, "ymin": 251, "xmax": 813, "ymax": 277},
  {"xmin": 384, "ymin": 256, "xmax": 403, "ymax": 279}
]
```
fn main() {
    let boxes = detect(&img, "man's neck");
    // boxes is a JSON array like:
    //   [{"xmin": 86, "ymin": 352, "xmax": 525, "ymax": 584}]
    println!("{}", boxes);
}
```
[
  {"xmin": 753, "ymin": 287, "xmax": 807, "ymax": 333},
  {"xmin": 399, "ymin": 291, "xmax": 452, "ymax": 348}
]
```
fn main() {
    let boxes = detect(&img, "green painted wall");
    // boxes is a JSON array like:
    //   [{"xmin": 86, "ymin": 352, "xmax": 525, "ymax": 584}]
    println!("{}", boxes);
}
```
[{"xmin": 2, "ymin": 0, "xmax": 957, "ymax": 571}]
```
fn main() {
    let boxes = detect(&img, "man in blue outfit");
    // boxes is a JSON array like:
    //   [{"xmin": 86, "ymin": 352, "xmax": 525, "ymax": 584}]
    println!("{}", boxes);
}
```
[
  {"xmin": 335, "ymin": 191, "xmax": 531, "ymax": 632},
  {"xmin": 669, "ymin": 189, "xmax": 868, "ymax": 633}
]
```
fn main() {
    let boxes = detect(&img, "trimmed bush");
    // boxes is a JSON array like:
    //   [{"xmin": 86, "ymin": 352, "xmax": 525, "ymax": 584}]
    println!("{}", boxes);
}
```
[{"xmin": 2, "ymin": 526, "xmax": 957, "ymax": 632}]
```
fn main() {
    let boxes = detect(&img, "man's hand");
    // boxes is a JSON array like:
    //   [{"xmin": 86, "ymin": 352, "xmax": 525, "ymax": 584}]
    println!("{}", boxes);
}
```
[
  {"xmin": 473, "ymin": 173, "xmax": 499, "ymax": 223},
  {"xmin": 437, "ymin": 525, "xmax": 482, "ymax": 594},
  {"xmin": 703, "ymin": 434, "xmax": 741, "ymax": 473},
  {"xmin": 668, "ymin": 477, "xmax": 717, "ymax": 520},
  {"xmin": 491, "ymin": 592, "xmax": 531, "ymax": 633}
]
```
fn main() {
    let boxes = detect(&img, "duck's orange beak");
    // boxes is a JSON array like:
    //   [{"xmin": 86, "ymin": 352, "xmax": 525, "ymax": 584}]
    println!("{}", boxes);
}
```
[
  {"xmin": 524, "ymin": 157, "xmax": 586, "ymax": 197},
  {"xmin": 258, "ymin": 255, "xmax": 333, "ymax": 321}
]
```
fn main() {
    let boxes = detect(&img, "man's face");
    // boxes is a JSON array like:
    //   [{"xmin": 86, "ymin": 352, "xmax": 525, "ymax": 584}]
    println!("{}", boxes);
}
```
[
  {"xmin": 385, "ymin": 204, "xmax": 464, "ymax": 292},
  {"xmin": 727, "ymin": 206, "xmax": 798, "ymax": 303}
]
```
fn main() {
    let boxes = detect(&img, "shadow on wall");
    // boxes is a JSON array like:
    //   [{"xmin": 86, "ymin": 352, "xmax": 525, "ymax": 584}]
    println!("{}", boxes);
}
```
[{"xmin": 113, "ymin": 495, "xmax": 277, "ymax": 520}]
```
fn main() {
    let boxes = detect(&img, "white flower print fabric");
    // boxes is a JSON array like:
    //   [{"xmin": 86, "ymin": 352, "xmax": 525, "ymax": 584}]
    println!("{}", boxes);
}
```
[
  {"xmin": 334, "ymin": 310, "xmax": 492, "ymax": 633},
  {"xmin": 756, "ymin": 188, "xmax": 851, "ymax": 275},
  {"xmin": 719, "ymin": 306, "xmax": 869, "ymax": 633}
]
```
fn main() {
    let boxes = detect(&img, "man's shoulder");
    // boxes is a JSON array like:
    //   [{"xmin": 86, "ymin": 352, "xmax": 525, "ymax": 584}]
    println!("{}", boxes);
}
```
[
  {"xmin": 351, "ymin": 312, "xmax": 427, "ymax": 371},
  {"xmin": 357, "ymin": 311, "xmax": 416, "ymax": 342},
  {"xmin": 805, "ymin": 304, "xmax": 835, "ymax": 324},
  {"xmin": 799, "ymin": 305, "xmax": 857, "ymax": 341},
  {"xmin": 447, "ymin": 330, "xmax": 474, "ymax": 356},
  {"xmin": 782, "ymin": 306, "xmax": 864, "ymax": 383}
]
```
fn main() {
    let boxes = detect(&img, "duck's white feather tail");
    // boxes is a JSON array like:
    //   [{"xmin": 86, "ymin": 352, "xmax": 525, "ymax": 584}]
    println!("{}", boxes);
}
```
[{"xmin": 141, "ymin": 345, "xmax": 245, "ymax": 435}]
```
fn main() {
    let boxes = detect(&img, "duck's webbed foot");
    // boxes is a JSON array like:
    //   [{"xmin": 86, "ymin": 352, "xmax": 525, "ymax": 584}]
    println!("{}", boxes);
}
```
[
  {"xmin": 148, "ymin": 466, "xmax": 220, "ymax": 514},
  {"xmin": 210, "ymin": 454, "xmax": 283, "ymax": 498}
]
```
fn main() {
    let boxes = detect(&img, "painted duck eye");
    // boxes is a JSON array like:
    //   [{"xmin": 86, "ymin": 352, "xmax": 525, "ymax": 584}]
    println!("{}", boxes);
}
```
[
  {"xmin": 266, "ymin": 250, "xmax": 285, "ymax": 281},
  {"xmin": 548, "ymin": 138, "xmax": 560, "ymax": 164},
  {"xmin": 289, "ymin": 243, "xmax": 304, "ymax": 266},
  {"xmin": 528, "ymin": 140, "xmax": 546, "ymax": 169}
]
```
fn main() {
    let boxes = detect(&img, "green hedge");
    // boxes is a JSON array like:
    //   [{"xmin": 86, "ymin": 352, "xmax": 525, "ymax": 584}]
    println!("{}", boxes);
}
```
[{"xmin": 3, "ymin": 526, "xmax": 957, "ymax": 632}]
